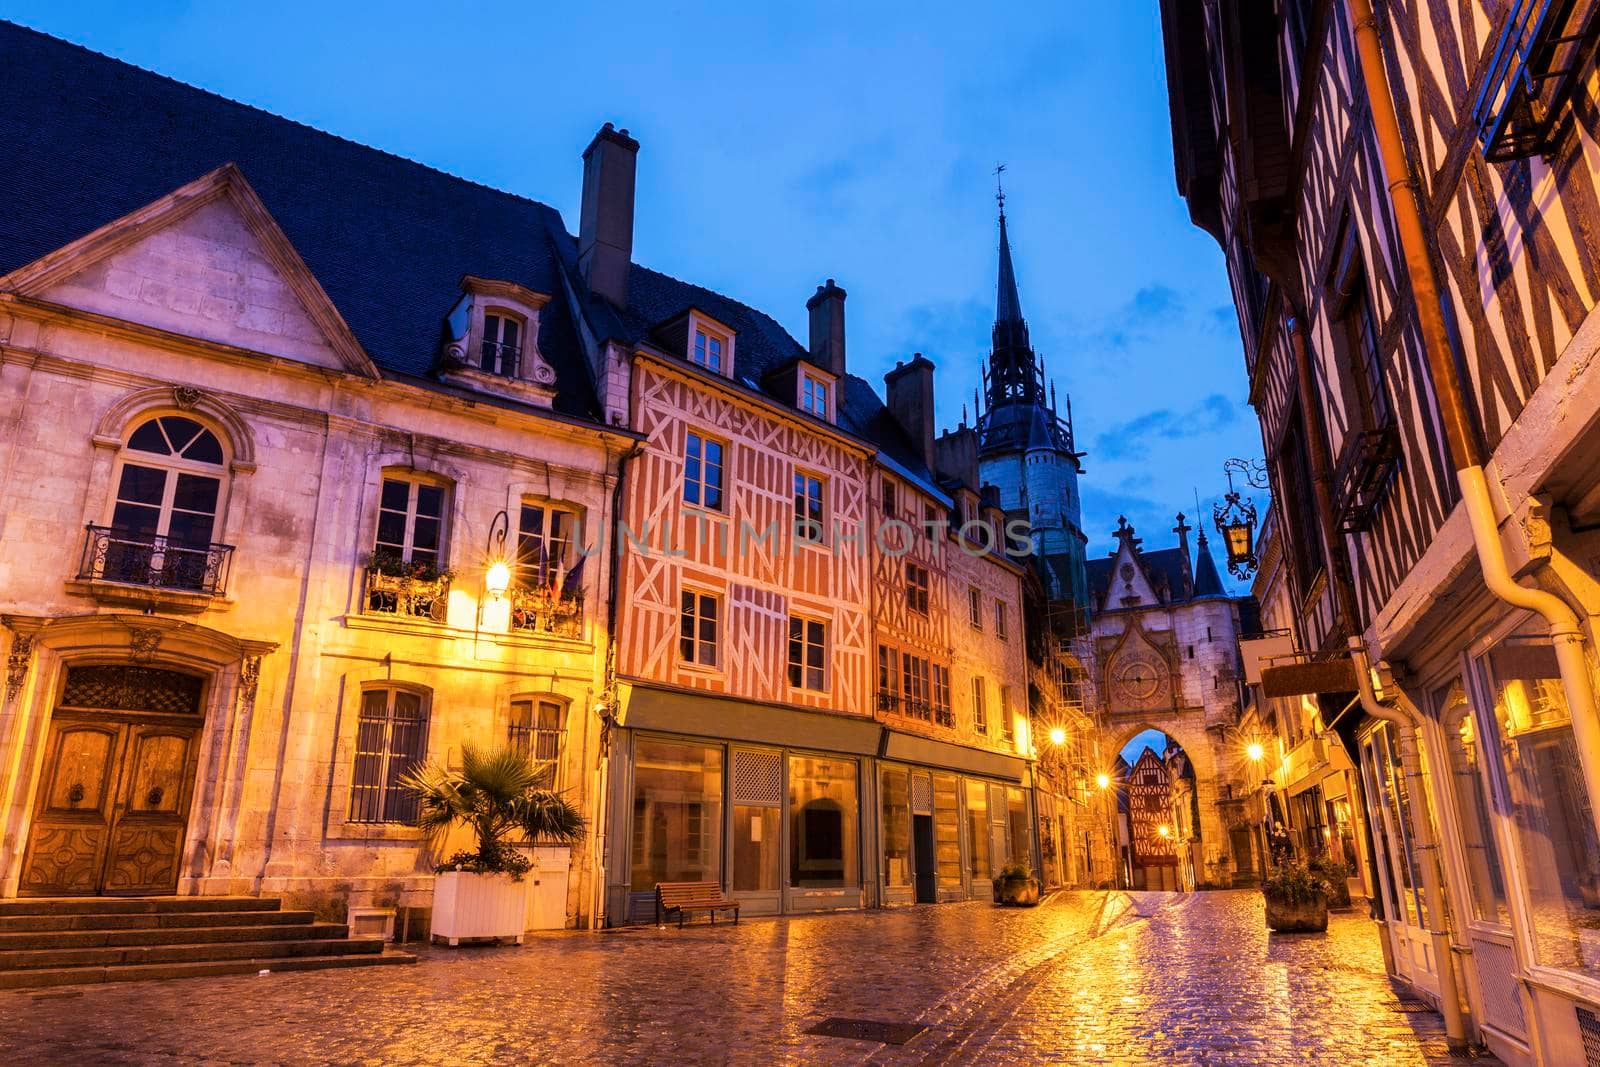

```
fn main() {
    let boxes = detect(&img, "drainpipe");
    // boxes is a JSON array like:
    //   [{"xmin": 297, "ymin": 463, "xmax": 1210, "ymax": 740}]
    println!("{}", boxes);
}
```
[
  {"xmin": 1343, "ymin": 0, "xmax": 1600, "ymax": 846},
  {"xmin": 1350, "ymin": 638, "xmax": 1468, "ymax": 1053}
]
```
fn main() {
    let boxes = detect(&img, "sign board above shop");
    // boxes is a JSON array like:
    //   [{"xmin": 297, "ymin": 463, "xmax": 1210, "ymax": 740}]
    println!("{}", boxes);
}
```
[{"xmin": 1260, "ymin": 657, "xmax": 1358, "ymax": 698}]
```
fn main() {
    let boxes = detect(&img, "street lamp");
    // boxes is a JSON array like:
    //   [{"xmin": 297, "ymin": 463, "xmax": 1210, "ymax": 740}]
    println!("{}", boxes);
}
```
[
  {"xmin": 1213, "ymin": 458, "xmax": 1268, "ymax": 581},
  {"xmin": 1049, "ymin": 725, "xmax": 1067, "ymax": 746},
  {"xmin": 1096, "ymin": 772, "xmax": 1111, "ymax": 790},
  {"xmin": 1158, "ymin": 823, "xmax": 1171, "ymax": 839},
  {"xmin": 1246, "ymin": 741, "xmax": 1265, "ymax": 764},
  {"xmin": 485, "ymin": 510, "xmax": 512, "ymax": 600}
]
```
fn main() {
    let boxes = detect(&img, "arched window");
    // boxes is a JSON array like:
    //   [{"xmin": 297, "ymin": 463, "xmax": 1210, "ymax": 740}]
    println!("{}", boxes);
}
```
[
  {"xmin": 348, "ymin": 685, "xmax": 429, "ymax": 824},
  {"xmin": 104, "ymin": 415, "xmax": 229, "ymax": 590}
]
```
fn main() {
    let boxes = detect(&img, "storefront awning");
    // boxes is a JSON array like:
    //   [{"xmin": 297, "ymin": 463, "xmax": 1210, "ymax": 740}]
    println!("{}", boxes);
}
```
[
  {"xmin": 618, "ymin": 683, "xmax": 884, "ymax": 756},
  {"xmin": 881, "ymin": 730, "xmax": 1028, "ymax": 782}
]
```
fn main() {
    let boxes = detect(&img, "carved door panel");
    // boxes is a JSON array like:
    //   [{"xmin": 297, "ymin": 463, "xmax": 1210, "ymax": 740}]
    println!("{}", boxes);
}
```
[
  {"xmin": 102, "ymin": 726, "xmax": 199, "ymax": 894},
  {"xmin": 18, "ymin": 721, "xmax": 127, "ymax": 895}
]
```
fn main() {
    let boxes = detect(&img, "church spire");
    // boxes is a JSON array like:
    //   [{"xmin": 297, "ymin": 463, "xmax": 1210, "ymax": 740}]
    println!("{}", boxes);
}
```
[
  {"xmin": 984, "ymin": 171, "xmax": 1040, "ymax": 409},
  {"xmin": 997, "ymin": 206, "xmax": 1023, "ymax": 326}
]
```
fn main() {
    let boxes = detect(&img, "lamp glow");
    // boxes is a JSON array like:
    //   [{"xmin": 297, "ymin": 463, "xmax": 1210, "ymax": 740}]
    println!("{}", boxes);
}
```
[
  {"xmin": 1049, "ymin": 726, "xmax": 1067, "ymax": 746},
  {"xmin": 1158, "ymin": 824, "xmax": 1171, "ymax": 838},
  {"xmin": 1246, "ymin": 741, "xmax": 1265, "ymax": 763},
  {"xmin": 485, "ymin": 560, "xmax": 512, "ymax": 599},
  {"xmin": 1096, "ymin": 773, "xmax": 1111, "ymax": 790}
]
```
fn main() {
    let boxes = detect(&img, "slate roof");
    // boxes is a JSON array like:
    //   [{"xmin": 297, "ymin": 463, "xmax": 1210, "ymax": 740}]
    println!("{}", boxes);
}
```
[
  {"xmin": 1, "ymin": 20, "xmax": 948, "ymax": 489},
  {"xmin": 1190, "ymin": 533, "xmax": 1227, "ymax": 598}
]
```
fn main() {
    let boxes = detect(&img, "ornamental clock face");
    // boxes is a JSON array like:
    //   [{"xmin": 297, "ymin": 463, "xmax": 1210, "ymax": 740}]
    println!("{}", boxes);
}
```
[{"xmin": 1111, "ymin": 653, "xmax": 1165, "ymax": 706}]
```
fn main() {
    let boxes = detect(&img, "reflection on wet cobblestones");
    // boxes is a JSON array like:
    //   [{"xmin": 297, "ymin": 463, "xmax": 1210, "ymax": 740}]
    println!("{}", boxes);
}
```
[{"xmin": 2, "ymin": 890, "xmax": 1491, "ymax": 1065}]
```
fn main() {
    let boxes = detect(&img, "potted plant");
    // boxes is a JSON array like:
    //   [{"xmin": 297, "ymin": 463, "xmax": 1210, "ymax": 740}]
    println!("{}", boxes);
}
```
[
  {"xmin": 992, "ymin": 863, "xmax": 1041, "ymax": 907},
  {"xmin": 402, "ymin": 745, "xmax": 585, "ymax": 945},
  {"xmin": 1262, "ymin": 861, "xmax": 1330, "ymax": 933},
  {"xmin": 1309, "ymin": 856, "xmax": 1353, "ymax": 908}
]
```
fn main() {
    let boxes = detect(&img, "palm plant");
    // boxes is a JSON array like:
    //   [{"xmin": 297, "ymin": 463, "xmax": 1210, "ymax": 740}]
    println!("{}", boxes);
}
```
[{"xmin": 401, "ymin": 745, "xmax": 585, "ymax": 878}]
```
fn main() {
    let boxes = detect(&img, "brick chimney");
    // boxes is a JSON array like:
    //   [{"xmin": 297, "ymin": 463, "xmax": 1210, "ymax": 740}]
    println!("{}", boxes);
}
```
[
  {"xmin": 806, "ymin": 279, "xmax": 847, "ymax": 377},
  {"xmin": 578, "ymin": 122, "xmax": 639, "ymax": 308},
  {"xmin": 885, "ymin": 353, "xmax": 936, "ymax": 472}
]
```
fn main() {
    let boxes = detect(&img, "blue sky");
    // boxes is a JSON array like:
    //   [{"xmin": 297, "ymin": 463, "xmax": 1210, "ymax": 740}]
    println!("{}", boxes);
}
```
[{"xmin": 8, "ymin": 1, "xmax": 1264, "ymax": 570}]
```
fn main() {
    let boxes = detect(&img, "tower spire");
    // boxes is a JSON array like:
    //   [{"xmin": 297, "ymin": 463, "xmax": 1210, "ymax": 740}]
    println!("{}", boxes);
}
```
[{"xmin": 995, "ymin": 163, "xmax": 1022, "ymax": 326}]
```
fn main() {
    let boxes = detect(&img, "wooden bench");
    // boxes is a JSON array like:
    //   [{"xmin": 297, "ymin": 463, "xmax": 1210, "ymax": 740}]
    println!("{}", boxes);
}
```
[{"xmin": 655, "ymin": 881, "xmax": 740, "ymax": 928}]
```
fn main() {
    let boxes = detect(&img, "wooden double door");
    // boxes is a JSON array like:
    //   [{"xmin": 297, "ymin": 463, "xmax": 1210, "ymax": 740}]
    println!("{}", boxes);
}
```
[{"xmin": 20, "ymin": 709, "xmax": 203, "ymax": 896}]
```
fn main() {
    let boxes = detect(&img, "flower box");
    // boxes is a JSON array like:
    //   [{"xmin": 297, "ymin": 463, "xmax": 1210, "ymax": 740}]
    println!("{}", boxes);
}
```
[
  {"xmin": 993, "ymin": 876, "xmax": 1041, "ymax": 907},
  {"xmin": 1264, "ymin": 891, "xmax": 1328, "ymax": 933},
  {"xmin": 430, "ymin": 870, "xmax": 528, "ymax": 945}
]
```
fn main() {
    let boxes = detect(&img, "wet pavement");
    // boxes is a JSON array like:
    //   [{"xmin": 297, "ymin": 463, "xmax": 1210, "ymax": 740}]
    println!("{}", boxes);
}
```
[{"xmin": 1, "ymin": 889, "xmax": 1491, "ymax": 1065}]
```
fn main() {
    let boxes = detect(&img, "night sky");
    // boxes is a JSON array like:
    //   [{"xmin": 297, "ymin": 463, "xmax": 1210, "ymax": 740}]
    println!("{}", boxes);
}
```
[{"xmin": 8, "ymin": 2, "xmax": 1265, "ymax": 577}]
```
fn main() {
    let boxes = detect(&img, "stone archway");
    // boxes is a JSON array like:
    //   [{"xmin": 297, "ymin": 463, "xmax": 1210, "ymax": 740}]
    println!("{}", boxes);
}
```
[{"xmin": 1107, "ymin": 719, "xmax": 1241, "ymax": 889}]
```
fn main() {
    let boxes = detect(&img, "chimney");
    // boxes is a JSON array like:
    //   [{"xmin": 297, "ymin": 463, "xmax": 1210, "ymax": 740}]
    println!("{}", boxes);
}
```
[
  {"xmin": 578, "ymin": 122, "xmax": 639, "ymax": 308},
  {"xmin": 806, "ymin": 279, "xmax": 847, "ymax": 377},
  {"xmin": 884, "ymin": 353, "xmax": 936, "ymax": 472}
]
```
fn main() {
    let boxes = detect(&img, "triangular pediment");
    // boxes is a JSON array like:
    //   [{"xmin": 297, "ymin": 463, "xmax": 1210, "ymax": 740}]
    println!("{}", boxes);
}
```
[
  {"xmin": 1101, "ymin": 539, "xmax": 1158, "ymax": 611},
  {"xmin": 2, "ymin": 165, "xmax": 378, "ymax": 378}
]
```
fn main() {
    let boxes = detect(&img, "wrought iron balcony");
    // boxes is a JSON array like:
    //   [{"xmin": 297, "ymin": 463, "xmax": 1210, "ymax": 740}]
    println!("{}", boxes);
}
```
[
  {"xmin": 77, "ymin": 525, "xmax": 233, "ymax": 595},
  {"xmin": 1473, "ymin": 0, "xmax": 1600, "ymax": 161},
  {"xmin": 876, "ymin": 691, "xmax": 900, "ymax": 713},
  {"xmin": 364, "ymin": 568, "xmax": 450, "ymax": 622},
  {"xmin": 508, "ymin": 585, "xmax": 584, "ymax": 638},
  {"xmin": 1333, "ymin": 425, "xmax": 1400, "ymax": 533}
]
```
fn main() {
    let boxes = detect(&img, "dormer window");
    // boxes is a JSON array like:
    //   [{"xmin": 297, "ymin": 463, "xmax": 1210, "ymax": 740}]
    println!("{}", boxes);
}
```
[
  {"xmin": 801, "ymin": 374, "xmax": 830, "ymax": 417},
  {"xmin": 481, "ymin": 312, "xmax": 523, "ymax": 377},
  {"xmin": 693, "ymin": 327, "xmax": 726, "ymax": 372}
]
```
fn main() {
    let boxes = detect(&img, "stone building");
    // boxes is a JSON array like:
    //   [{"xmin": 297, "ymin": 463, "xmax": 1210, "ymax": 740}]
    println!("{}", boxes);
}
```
[
  {"xmin": 1087, "ymin": 515, "xmax": 1255, "ymax": 890},
  {"xmin": 1162, "ymin": 0, "xmax": 1600, "ymax": 1059},
  {"xmin": 0, "ymin": 23, "xmax": 632, "ymax": 932}
]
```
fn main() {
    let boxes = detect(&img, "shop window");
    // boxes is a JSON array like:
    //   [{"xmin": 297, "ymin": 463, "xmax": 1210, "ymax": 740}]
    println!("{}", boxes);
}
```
[
  {"xmin": 1438, "ymin": 680, "xmax": 1509, "ymax": 925},
  {"xmin": 348, "ymin": 686, "xmax": 428, "ymax": 824},
  {"xmin": 1006, "ymin": 787, "xmax": 1029, "ymax": 868},
  {"xmin": 629, "ymin": 740, "xmax": 723, "ymax": 891},
  {"xmin": 1481, "ymin": 630, "xmax": 1600, "ymax": 976},
  {"xmin": 881, "ymin": 767, "xmax": 912, "ymax": 889},
  {"xmin": 965, "ymin": 778, "xmax": 991, "ymax": 883},
  {"xmin": 788, "ymin": 755, "xmax": 859, "ymax": 889}
]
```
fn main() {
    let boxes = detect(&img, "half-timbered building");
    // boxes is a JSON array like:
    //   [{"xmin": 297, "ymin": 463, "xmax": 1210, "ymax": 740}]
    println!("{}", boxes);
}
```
[{"xmin": 1163, "ymin": 0, "xmax": 1600, "ymax": 1060}]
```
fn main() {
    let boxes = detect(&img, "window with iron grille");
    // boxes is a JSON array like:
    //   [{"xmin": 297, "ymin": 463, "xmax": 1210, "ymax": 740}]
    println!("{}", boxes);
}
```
[
  {"xmin": 794, "ymin": 471, "xmax": 825, "ymax": 544},
  {"xmin": 684, "ymin": 431, "xmax": 725, "ymax": 510},
  {"xmin": 900, "ymin": 654, "xmax": 932, "ymax": 719},
  {"xmin": 932, "ymin": 664, "xmax": 952, "ymax": 725},
  {"xmin": 481, "ymin": 311, "xmax": 523, "ymax": 377},
  {"xmin": 680, "ymin": 589, "xmax": 720, "ymax": 666},
  {"xmin": 509, "ymin": 698, "xmax": 564, "ymax": 762},
  {"xmin": 349, "ymin": 687, "xmax": 428, "ymax": 824},
  {"xmin": 906, "ymin": 563, "xmax": 930, "ymax": 615},
  {"xmin": 972, "ymin": 676, "xmax": 989, "ymax": 734},
  {"xmin": 788, "ymin": 616, "xmax": 827, "ymax": 691}
]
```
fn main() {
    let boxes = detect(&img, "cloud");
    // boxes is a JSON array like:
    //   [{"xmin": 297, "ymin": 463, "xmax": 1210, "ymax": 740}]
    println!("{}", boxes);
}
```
[{"xmin": 1093, "ymin": 393, "xmax": 1237, "ymax": 462}]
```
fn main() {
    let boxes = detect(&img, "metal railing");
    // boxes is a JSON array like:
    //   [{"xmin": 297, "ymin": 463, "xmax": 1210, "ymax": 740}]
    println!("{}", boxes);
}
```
[
  {"xmin": 508, "ymin": 587, "xmax": 584, "ymax": 638},
  {"xmin": 77, "ymin": 525, "xmax": 233, "ymax": 595},
  {"xmin": 1332, "ymin": 425, "xmax": 1399, "ymax": 533},
  {"xmin": 1473, "ymin": 0, "xmax": 1600, "ymax": 160},
  {"xmin": 364, "ymin": 569, "xmax": 450, "ymax": 622},
  {"xmin": 479, "ymin": 340, "xmax": 522, "ymax": 378}
]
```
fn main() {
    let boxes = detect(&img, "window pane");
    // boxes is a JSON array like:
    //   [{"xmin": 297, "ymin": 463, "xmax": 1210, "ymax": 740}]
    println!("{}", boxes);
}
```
[
  {"xmin": 629, "ymin": 740, "xmax": 722, "ymax": 891},
  {"xmin": 165, "ymin": 510, "xmax": 215, "ymax": 548},
  {"xmin": 732, "ymin": 805, "xmax": 780, "ymax": 892},
  {"xmin": 966, "ymin": 779, "xmax": 991, "ymax": 881},
  {"xmin": 376, "ymin": 511, "xmax": 406, "ymax": 549},
  {"xmin": 416, "ymin": 485, "xmax": 445, "ymax": 519},
  {"xmin": 160, "ymin": 417, "xmax": 205, "ymax": 455},
  {"xmin": 183, "ymin": 429, "xmax": 224, "ymax": 465},
  {"xmin": 789, "ymin": 756, "xmax": 858, "ymax": 888},
  {"xmin": 1440, "ymin": 681, "xmax": 1508, "ymax": 925},
  {"xmin": 127, "ymin": 420, "xmax": 172, "ymax": 455},
  {"xmin": 172, "ymin": 473, "xmax": 219, "ymax": 516},
  {"xmin": 116, "ymin": 464, "xmax": 167, "ymax": 507},
  {"xmin": 381, "ymin": 479, "xmax": 410, "ymax": 511},
  {"xmin": 411, "ymin": 517, "xmax": 441, "ymax": 552}
]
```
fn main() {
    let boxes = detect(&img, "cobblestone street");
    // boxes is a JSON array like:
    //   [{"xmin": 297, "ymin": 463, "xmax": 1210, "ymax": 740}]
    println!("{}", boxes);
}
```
[{"xmin": 1, "ymin": 890, "xmax": 1485, "ymax": 1065}]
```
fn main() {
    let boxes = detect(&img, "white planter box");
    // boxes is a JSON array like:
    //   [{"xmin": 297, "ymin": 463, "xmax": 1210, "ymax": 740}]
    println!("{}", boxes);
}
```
[{"xmin": 430, "ymin": 871, "xmax": 528, "ymax": 945}]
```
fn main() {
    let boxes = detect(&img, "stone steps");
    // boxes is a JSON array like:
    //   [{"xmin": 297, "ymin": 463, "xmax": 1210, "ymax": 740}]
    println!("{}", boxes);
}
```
[{"xmin": 0, "ymin": 896, "xmax": 414, "ymax": 989}]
